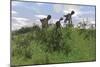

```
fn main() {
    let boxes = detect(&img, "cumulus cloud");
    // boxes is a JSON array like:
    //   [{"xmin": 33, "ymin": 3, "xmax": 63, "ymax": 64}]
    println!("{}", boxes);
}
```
[
  {"xmin": 32, "ymin": 19, "xmax": 41, "ymax": 26},
  {"xmin": 35, "ymin": 15, "xmax": 47, "ymax": 19},
  {"xmin": 63, "ymin": 5, "xmax": 81, "ymax": 17},
  {"xmin": 12, "ymin": 17, "xmax": 42, "ymax": 31},
  {"xmin": 86, "ymin": 20, "xmax": 95, "ymax": 29},
  {"xmin": 12, "ymin": 17, "xmax": 30, "ymax": 30},
  {"xmin": 53, "ymin": 4, "xmax": 79, "ymax": 23},
  {"xmin": 63, "ymin": 10, "xmax": 69, "ymax": 14}
]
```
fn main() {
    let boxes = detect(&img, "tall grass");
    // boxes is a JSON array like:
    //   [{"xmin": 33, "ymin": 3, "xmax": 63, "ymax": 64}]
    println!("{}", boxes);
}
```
[{"xmin": 11, "ymin": 26, "xmax": 96, "ymax": 66}]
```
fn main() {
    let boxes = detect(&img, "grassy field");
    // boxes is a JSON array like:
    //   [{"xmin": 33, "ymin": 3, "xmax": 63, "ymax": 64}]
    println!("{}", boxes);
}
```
[{"xmin": 11, "ymin": 26, "xmax": 96, "ymax": 66}]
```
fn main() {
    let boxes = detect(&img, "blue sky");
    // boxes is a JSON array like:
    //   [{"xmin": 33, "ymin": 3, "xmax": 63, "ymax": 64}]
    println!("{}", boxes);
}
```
[{"xmin": 12, "ymin": 1, "xmax": 96, "ymax": 30}]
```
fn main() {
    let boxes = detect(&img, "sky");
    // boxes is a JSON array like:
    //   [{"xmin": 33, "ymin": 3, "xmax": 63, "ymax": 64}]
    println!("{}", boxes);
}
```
[{"xmin": 12, "ymin": 1, "xmax": 96, "ymax": 30}]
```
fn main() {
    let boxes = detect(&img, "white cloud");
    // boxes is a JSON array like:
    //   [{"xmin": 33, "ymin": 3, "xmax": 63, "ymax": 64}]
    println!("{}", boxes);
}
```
[
  {"xmin": 53, "ymin": 4, "xmax": 62, "ymax": 13},
  {"xmin": 12, "ymin": 17, "xmax": 42, "ymax": 31},
  {"xmin": 32, "ymin": 19, "xmax": 41, "ymax": 26},
  {"xmin": 63, "ymin": 5, "xmax": 81, "ymax": 17},
  {"xmin": 53, "ymin": 4, "xmax": 80, "ymax": 25},
  {"xmin": 12, "ymin": 11, "xmax": 17, "ymax": 14},
  {"xmin": 89, "ymin": 21, "xmax": 95, "ymax": 24},
  {"xmin": 12, "ymin": 17, "xmax": 30, "ymax": 30},
  {"xmin": 85, "ymin": 20, "xmax": 95, "ymax": 29},
  {"xmin": 12, "ymin": 23, "xmax": 22, "ymax": 31},
  {"xmin": 13, "ymin": 17, "xmax": 29, "ymax": 21},
  {"xmin": 36, "ymin": 3, "xmax": 44, "ymax": 5},
  {"xmin": 35, "ymin": 15, "xmax": 47, "ymax": 19},
  {"xmin": 63, "ymin": 10, "xmax": 69, "ymax": 14}
]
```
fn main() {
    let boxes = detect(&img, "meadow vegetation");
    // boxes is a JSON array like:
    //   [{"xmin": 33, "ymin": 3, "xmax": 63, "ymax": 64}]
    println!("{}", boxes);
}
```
[{"xmin": 11, "ymin": 25, "xmax": 96, "ymax": 66}]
